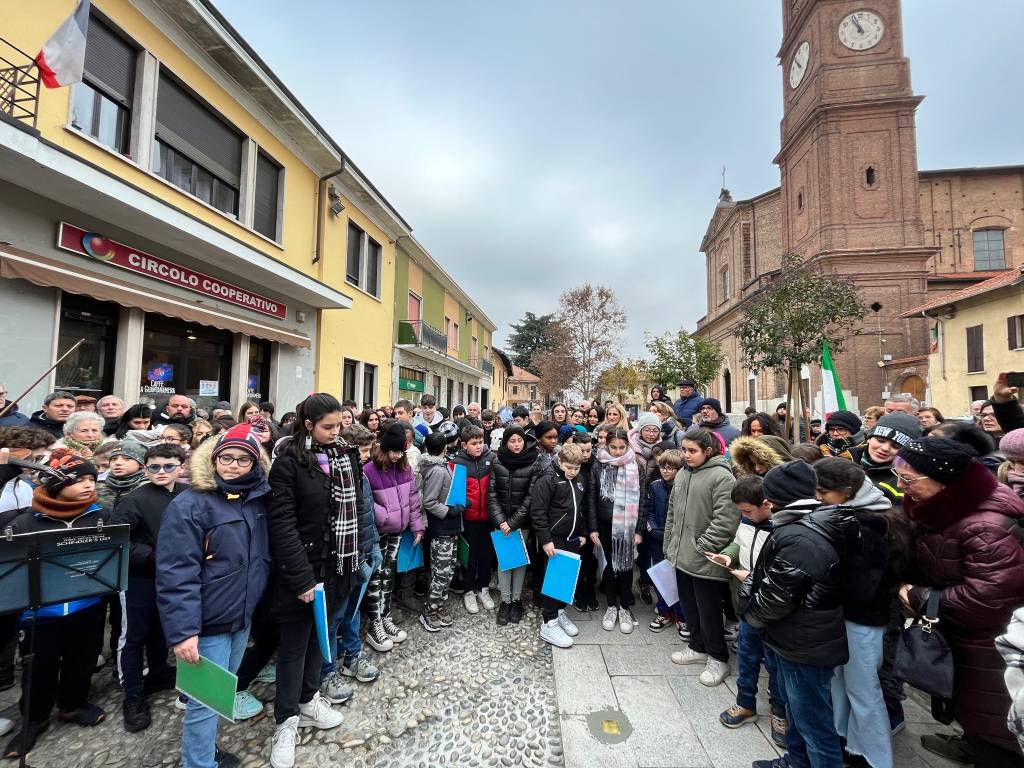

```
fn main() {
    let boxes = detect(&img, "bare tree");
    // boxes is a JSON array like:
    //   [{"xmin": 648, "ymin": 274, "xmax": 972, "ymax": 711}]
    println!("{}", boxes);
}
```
[
  {"xmin": 558, "ymin": 284, "xmax": 626, "ymax": 397},
  {"xmin": 532, "ymin": 322, "xmax": 580, "ymax": 403}
]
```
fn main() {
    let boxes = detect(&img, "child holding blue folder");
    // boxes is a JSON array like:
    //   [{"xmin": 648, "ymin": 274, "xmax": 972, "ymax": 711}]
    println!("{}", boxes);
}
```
[{"xmin": 417, "ymin": 431, "xmax": 464, "ymax": 632}]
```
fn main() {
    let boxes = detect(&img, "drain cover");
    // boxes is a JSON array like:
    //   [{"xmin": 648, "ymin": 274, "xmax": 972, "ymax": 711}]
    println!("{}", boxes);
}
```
[{"xmin": 585, "ymin": 708, "xmax": 633, "ymax": 744}]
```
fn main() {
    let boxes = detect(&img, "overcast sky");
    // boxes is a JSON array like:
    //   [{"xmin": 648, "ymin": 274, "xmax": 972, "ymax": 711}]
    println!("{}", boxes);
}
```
[{"xmin": 215, "ymin": 0, "xmax": 1023, "ymax": 357}]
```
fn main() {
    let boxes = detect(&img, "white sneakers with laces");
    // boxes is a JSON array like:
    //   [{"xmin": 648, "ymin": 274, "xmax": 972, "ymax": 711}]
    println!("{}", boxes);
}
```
[
  {"xmin": 463, "ymin": 591, "xmax": 480, "ymax": 614},
  {"xmin": 700, "ymin": 657, "xmax": 729, "ymax": 686},
  {"xmin": 601, "ymin": 606, "xmax": 618, "ymax": 631},
  {"xmin": 618, "ymin": 609, "xmax": 635, "ymax": 634},
  {"xmin": 540, "ymin": 618, "xmax": 573, "ymax": 648},
  {"xmin": 298, "ymin": 691, "xmax": 344, "ymax": 729},
  {"xmin": 478, "ymin": 588, "xmax": 495, "ymax": 610},
  {"xmin": 270, "ymin": 715, "xmax": 299, "ymax": 768},
  {"xmin": 671, "ymin": 646, "xmax": 709, "ymax": 665},
  {"xmin": 556, "ymin": 609, "xmax": 579, "ymax": 637}
]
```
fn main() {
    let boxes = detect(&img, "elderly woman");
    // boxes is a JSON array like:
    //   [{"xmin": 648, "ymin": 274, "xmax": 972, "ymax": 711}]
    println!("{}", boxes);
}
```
[
  {"xmin": 52, "ymin": 411, "xmax": 111, "ymax": 457},
  {"xmin": 895, "ymin": 437, "xmax": 1024, "ymax": 768}
]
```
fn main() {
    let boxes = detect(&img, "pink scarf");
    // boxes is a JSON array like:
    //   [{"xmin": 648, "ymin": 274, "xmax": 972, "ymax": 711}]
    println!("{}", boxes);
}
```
[{"xmin": 596, "ymin": 448, "xmax": 641, "ymax": 573}]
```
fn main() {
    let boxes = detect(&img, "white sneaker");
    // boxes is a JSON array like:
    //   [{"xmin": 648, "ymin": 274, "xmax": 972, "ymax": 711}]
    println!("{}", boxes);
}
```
[
  {"xmin": 478, "ymin": 588, "xmax": 495, "ymax": 610},
  {"xmin": 618, "ymin": 609, "xmax": 635, "ymax": 634},
  {"xmin": 671, "ymin": 646, "xmax": 709, "ymax": 665},
  {"xmin": 556, "ymin": 609, "xmax": 579, "ymax": 637},
  {"xmin": 540, "ymin": 618, "xmax": 573, "ymax": 649},
  {"xmin": 0, "ymin": 718, "xmax": 13, "ymax": 738},
  {"xmin": 700, "ymin": 657, "xmax": 729, "ymax": 687},
  {"xmin": 298, "ymin": 691, "xmax": 344, "ymax": 729},
  {"xmin": 601, "ymin": 606, "xmax": 618, "ymax": 631},
  {"xmin": 463, "ymin": 591, "xmax": 480, "ymax": 614},
  {"xmin": 270, "ymin": 715, "xmax": 299, "ymax": 768}
]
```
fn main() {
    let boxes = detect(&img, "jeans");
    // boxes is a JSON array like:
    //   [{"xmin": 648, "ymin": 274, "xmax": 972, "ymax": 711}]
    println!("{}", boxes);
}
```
[
  {"xmin": 181, "ymin": 629, "xmax": 250, "ymax": 768},
  {"xmin": 774, "ymin": 653, "xmax": 843, "ymax": 768},
  {"xmin": 676, "ymin": 570, "xmax": 728, "ymax": 662},
  {"xmin": 832, "ymin": 621, "xmax": 892, "ymax": 768},
  {"xmin": 119, "ymin": 576, "xmax": 173, "ymax": 699},
  {"xmin": 735, "ymin": 619, "xmax": 785, "ymax": 716},
  {"xmin": 498, "ymin": 565, "xmax": 527, "ymax": 603},
  {"xmin": 322, "ymin": 558, "xmax": 376, "ymax": 677}
]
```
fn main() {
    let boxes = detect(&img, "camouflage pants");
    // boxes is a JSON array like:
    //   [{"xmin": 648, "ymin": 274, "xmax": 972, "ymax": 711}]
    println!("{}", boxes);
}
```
[
  {"xmin": 429, "ymin": 535, "xmax": 458, "ymax": 603},
  {"xmin": 364, "ymin": 533, "xmax": 401, "ymax": 621}
]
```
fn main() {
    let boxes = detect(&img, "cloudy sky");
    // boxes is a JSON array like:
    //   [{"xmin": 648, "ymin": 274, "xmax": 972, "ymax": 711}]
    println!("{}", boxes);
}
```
[{"xmin": 216, "ymin": 0, "xmax": 1023, "ymax": 357}]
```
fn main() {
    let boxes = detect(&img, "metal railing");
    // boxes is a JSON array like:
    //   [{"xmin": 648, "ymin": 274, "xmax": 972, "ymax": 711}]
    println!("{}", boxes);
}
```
[
  {"xmin": 471, "ymin": 357, "xmax": 494, "ymax": 376},
  {"xmin": 398, "ymin": 320, "xmax": 448, "ymax": 355},
  {"xmin": 0, "ymin": 37, "xmax": 40, "ymax": 128}
]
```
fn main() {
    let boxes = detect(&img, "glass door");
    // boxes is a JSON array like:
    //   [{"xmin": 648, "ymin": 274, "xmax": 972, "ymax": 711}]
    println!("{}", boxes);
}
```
[
  {"xmin": 56, "ymin": 292, "xmax": 118, "ymax": 398},
  {"xmin": 140, "ymin": 315, "xmax": 231, "ymax": 410}
]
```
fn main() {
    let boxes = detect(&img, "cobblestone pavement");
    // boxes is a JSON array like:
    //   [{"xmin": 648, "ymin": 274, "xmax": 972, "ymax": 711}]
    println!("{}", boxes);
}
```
[{"xmin": 4, "ymin": 593, "xmax": 564, "ymax": 768}]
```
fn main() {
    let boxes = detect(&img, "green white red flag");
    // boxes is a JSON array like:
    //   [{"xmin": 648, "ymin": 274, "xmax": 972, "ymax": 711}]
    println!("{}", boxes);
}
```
[
  {"xmin": 821, "ymin": 339, "xmax": 846, "ymax": 415},
  {"xmin": 35, "ymin": 0, "xmax": 91, "ymax": 89}
]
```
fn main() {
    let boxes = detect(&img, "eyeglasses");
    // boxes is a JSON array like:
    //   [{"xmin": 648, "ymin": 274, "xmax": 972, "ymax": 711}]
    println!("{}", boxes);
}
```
[
  {"xmin": 146, "ymin": 463, "xmax": 181, "ymax": 474},
  {"xmin": 163, "ymin": 436, "xmax": 185, "ymax": 444},
  {"xmin": 216, "ymin": 454, "xmax": 254, "ymax": 467},
  {"xmin": 890, "ymin": 469, "xmax": 928, "ymax": 485},
  {"xmin": 979, "ymin": 411, "xmax": 996, "ymax": 419}
]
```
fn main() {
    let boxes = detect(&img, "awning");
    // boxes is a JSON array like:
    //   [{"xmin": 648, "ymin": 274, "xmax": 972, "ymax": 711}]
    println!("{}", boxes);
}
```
[{"xmin": 0, "ymin": 247, "xmax": 312, "ymax": 348}]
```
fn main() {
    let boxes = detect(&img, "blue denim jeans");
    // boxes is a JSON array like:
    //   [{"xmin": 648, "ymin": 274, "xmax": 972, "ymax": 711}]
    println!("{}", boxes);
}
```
[
  {"xmin": 181, "ymin": 629, "xmax": 250, "ymax": 768},
  {"xmin": 736, "ymin": 619, "xmax": 785, "ymax": 716},
  {"xmin": 321, "ymin": 556, "xmax": 378, "ymax": 677},
  {"xmin": 773, "ymin": 652, "xmax": 843, "ymax": 768},
  {"xmin": 832, "ymin": 621, "xmax": 892, "ymax": 768}
]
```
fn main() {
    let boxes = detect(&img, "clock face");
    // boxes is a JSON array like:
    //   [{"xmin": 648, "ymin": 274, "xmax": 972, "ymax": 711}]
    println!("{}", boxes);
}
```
[
  {"xmin": 789, "ymin": 41, "xmax": 810, "ymax": 89},
  {"xmin": 838, "ymin": 10, "xmax": 885, "ymax": 50}
]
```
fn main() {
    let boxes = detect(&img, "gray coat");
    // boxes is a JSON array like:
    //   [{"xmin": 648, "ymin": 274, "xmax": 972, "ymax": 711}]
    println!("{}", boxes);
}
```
[
  {"xmin": 417, "ymin": 454, "xmax": 460, "ymax": 537},
  {"xmin": 663, "ymin": 455, "xmax": 740, "ymax": 582}
]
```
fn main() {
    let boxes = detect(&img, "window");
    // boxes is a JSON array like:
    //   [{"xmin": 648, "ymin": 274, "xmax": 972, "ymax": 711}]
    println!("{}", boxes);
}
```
[
  {"xmin": 71, "ymin": 16, "xmax": 135, "ymax": 153},
  {"xmin": 344, "ymin": 222, "xmax": 381, "ymax": 297},
  {"xmin": 471, "ymin": 336, "xmax": 478, "ymax": 362},
  {"xmin": 342, "ymin": 358, "xmax": 358, "ymax": 402},
  {"xmin": 720, "ymin": 267, "xmax": 731, "ymax": 302},
  {"xmin": 452, "ymin": 322, "xmax": 460, "ymax": 351},
  {"xmin": 969, "ymin": 385, "xmax": 988, "ymax": 403},
  {"xmin": 153, "ymin": 73, "xmax": 242, "ymax": 217},
  {"xmin": 56, "ymin": 293, "xmax": 119, "ymax": 397},
  {"xmin": 458, "ymin": 382, "xmax": 464, "ymax": 404},
  {"xmin": 444, "ymin": 316, "xmax": 451, "ymax": 343},
  {"xmin": 432, "ymin": 375, "xmax": 441, "ymax": 399},
  {"xmin": 362, "ymin": 363, "xmax": 377, "ymax": 407},
  {"xmin": 408, "ymin": 292, "xmax": 421, "ymax": 323},
  {"xmin": 865, "ymin": 166, "xmax": 876, "ymax": 187},
  {"xmin": 512, "ymin": 385, "xmax": 519, "ymax": 395},
  {"xmin": 253, "ymin": 151, "xmax": 282, "ymax": 240},
  {"xmin": 797, "ymin": 191, "xmax": 804, "ymax": 211},
  {"xmin": 966, "ymin": 325, "xmax": 984, "ymax": 373},
  {"xmin": 1009, "ymin": 315, "xmax": 1024, "ymax": 351},
  {"xmin": 973, "ymin": 229, "xmax": 1006, "ymax": 271},
  {"xmin": 446, "ymin": 379, "xmax": 454, "ymax": 408}
]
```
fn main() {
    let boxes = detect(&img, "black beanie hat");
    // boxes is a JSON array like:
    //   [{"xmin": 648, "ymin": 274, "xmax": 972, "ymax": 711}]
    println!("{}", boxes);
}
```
[
  {"xmin": 824, "ymin": 410, "xmax": 861, "ymax": 434},
  {"xmin": 897, "ymin": 437, "xmax": 976, "ymax": 485},
  {"xmin": 40, "ymin": 451, "xmax": 98, "ymax": 497},
  {"xmin": 762, "ymin": 460, "xmax": 818, "ymax": 508},
  {"xmin": 424, "ymin": 430, "xmax": 449, "ymax": 456},
  {"xmin": 868, "ymin": 413, "xmax": 921, "ymax": 447},
  {"xmin": 380, "ymin": 422, "xmax": 407, "ymax": 453}
]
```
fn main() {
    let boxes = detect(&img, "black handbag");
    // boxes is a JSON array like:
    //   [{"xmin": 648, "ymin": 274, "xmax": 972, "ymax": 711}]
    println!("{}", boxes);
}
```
[{"xmin": 893, "ymin": 591, "xmax": 955, "ymax": 701}]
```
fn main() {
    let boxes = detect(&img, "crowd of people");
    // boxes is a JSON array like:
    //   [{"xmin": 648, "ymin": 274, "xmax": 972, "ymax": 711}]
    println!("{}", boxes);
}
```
[{"xmin": 0, "ymin": 376, "xmax": 1021, "ymax": 768}]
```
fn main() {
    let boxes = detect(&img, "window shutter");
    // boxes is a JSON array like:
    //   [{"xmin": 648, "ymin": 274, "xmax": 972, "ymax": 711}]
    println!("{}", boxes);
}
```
[
  {"xmin": 346, "ymin": 223, "xmax": 362, "ymax": 284},
  {"xmin": 967, "ymin": 325, "xmax": 984, "ymax": 373},
  {"xmin": 253, "ymin": 152, "xmax": 280, "ymax": 240},
  {"xmin": 1010, "ymin": 316, "xmax": 1020, "ymax": 351},
  {"xmin": 84, "ymin": 17, "xmax": 135, "ymax": 105},
  {"xmin": 155, "ymin": 73, "xmax": 242, "ymax": 186}
]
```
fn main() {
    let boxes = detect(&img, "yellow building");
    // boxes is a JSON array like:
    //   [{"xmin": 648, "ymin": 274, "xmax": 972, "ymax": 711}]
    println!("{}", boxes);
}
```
[
  {"xmin": 902, "ymin": 266, "xmax": 1024, "ymax": 417},
  {"xmin": 491, "ymin": 348, "xmax": 513, "ymax": 410}
]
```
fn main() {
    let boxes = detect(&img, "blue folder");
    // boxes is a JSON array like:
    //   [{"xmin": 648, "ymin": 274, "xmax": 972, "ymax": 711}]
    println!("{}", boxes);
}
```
[
  {"xmin": 490, "ymin": 529, "xmax": 529, "ymax": 572},
  {"xmin": 445, "ymin": 464, "xmax": 467, "ymax": 506},
  {"xmin": 312, "ymin": 583, "xmax": 332, "ymax": 664},
  {"xmin": 541, "ymin": 549, "xmax": 582, "ymax": 604},
  {"xmin": 396, "ymin": 528, "xmax": 424, "ymax": 573}
]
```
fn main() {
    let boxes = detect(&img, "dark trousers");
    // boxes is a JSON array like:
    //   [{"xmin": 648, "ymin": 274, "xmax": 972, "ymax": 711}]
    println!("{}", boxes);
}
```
[
  {"xmin": 636, "ymin": 538, "xmax": 652, "ymax": 586},
  {"xmin": 735, "ymin": 619, "xmax": 785, "ymax": 716},
  {"xmin": 964, "ymin": 736, "xmax": 1024, "ymax": 768},
  {"xmin": 774, "ymin": 651, "xmax": 843, "ymax": 768},
  {"xmin": 20, "ymin": 602, "xmax": 104, "ymax": 724},
  {"xmin": 235, "ymin": 608, "xmax": 279, "ymax": 692},
  {"xmin": 540, "ymin": 537, "xmax": 580, "ymax": 622},
  {"xmin": 105, "ymin": 593, "xmax": 122, "ymax": 656},
  {"xmin": 274, "ymin": 614, "xmax": 322, "ymax": 723},
  {"xmin": 598, "ymin": 524, "xmax": 635, "ymax": 609},
  {"xmin": 880, "ymin": 597, "xmax": 905, "ymax": 708},
  {"xmin": 676, "ymin": 570, "xmax": 728, "ymax": 662},
  {"xmin": 462, "ymin": 519, "xmax": 494, "ymax": 591},
  {"xmin": 575, "ymin": 539, "xmax": 598, "ymax": 604},
  {"xmin": 119, "ymin": 576, "xmax": 172, "ymax": 699}
]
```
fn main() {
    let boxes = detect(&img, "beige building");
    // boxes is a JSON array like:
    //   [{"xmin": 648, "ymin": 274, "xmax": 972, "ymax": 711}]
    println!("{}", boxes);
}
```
[
  {"xmin": 491, "ymin": 349, "xmax": 513, "ymax": 410},
  {"xmin": 507, "ymin": 365, "xmax": 541, "ymax": 407}
]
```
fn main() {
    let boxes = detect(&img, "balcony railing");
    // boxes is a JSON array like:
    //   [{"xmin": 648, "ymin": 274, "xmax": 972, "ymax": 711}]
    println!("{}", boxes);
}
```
[
  {"xmin": 0, "ymin": 37, "xmax": 40, "ymax": 128},
  {"xmin": 398, "ymin": 320, "xmax": 448, "ymax": 355},
  {"xmin": 471, "ymin": 357, "xmax": 494, "ymax": 376}
]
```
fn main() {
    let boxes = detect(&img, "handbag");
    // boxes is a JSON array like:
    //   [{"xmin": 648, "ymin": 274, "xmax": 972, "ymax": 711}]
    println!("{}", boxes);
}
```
[{"xmin": 893, "ymin": 590, "xmax": 955, "ymax": 701}]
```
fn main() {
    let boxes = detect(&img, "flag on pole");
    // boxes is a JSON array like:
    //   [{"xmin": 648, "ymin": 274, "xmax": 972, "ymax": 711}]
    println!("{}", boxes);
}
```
[
  {"xmin": 821, "ymin": 339, "xmax": 846, "ymax": 415},
  {"xmin": 35, "ymin": 0, "xmax": 91, "ymax": 89}
]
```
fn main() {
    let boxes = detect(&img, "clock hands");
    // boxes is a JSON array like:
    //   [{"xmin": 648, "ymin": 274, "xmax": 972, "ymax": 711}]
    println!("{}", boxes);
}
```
[{"xmin": 851, "ymin": 15, "xmax": 865, "ymax": 34}]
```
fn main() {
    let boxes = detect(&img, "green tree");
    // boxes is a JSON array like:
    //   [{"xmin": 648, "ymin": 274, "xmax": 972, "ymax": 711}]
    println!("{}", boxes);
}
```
[
  {"xmin": 738, "ymin": 252, "xmax": 867, "ymax": 440},
  {"xmin": 644, "ymin": 329, "xmax": 724, "ymax": 390},
  {"xmin": 506, "ymin": 312, "xmax": 558, "ymax": 374}
]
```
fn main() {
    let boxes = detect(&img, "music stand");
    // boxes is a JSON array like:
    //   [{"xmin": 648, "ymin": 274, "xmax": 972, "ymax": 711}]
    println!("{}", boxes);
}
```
[{"xmin": 0, "ymin": 522, "xmax": 128, "ymax": 768}]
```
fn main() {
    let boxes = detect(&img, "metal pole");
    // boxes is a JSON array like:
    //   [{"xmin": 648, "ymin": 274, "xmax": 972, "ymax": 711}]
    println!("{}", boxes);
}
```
[{"xmin": 0, "ymin": 338, "xmax": 86, "ymax": 420}]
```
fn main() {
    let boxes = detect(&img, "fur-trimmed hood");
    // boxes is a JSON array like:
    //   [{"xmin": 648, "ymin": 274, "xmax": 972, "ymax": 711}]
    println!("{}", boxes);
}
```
[
  {"xmin": 730, "ymin": 436, "xmax": 788, "ymax": 476},
  {"xmin": 187, "ymin": 435, "xmax": 271, "ymax": 493}
]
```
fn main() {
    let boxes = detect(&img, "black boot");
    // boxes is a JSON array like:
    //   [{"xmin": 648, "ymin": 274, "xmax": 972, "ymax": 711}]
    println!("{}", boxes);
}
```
[
  {"xmin": 638, "ymin": 583, "xmax": 652, "ymax": 605},
  {"xmin": 510, "ymin": 600, "xmax": 524, "ymax": 623},
  {"xmin": 122, "ymin": 696, "xmax": 151, "ymax": 733},
  {"xmin": 496, "ymin": 602, "xmax": 511, "ymax": 626}
]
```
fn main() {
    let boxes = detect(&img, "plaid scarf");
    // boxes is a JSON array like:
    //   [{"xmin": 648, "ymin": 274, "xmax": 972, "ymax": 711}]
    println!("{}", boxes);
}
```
[
  {"xmin": 313, "ymin": 439, "xmax": 360, "ymax": 576},
  {"xmin": 596, "ymin": 447, "xmax": 641, "ymax": 573}
]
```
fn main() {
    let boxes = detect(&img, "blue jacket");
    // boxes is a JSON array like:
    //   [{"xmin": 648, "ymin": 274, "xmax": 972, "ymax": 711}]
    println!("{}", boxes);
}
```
[
  {"xmin": 0, "ymin": 404, "xmax": 29, "ymax": 428},
  {"xmin": 156, "ymin": 440, "xmax": 271, "ymax": 646},
  {"xmin": 645, "ymin": 478, "xmax": 673, "ymax": 562},
  {"xmin": 673, "ymin": 394, "xmax": 704, "ymax": 425}
]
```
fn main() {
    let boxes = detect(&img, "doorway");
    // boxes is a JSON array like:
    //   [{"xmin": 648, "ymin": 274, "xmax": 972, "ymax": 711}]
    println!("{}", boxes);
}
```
[
  {"xmin": 722, "ymin": 370, "xmax": 732, "ymax": 413},
  {"xmin": 901, "ymin": 375, "xmax": 926, "ymax": 403},
  {"xmin": 141, "ymin": 315, "xmax": 232, "ymax": 409}
]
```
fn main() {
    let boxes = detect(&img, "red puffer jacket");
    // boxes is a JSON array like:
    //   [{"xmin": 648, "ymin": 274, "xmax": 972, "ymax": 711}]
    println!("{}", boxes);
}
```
[{"xmin": 905, "ymin": 462, "xmax": 1024, "ymax": 753}]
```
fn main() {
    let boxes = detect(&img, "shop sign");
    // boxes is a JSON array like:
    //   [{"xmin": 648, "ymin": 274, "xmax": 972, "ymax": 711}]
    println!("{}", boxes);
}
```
[
  {"xmin": 142, "ymin": 362, "xmax": 176, "ymax": 395},
  {"xmin": 58, "ymin": 222, "xmax": 288, "ymax": 319},
  {"xmin": 399, "ymin": 377, "xmax": 425, "ymax": 393},
  {"xmin": 199, "ymin": 380, "xmax": 220, "ymax": 397}
]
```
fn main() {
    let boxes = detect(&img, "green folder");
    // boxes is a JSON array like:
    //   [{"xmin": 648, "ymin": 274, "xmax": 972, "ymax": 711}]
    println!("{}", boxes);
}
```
[
  {"xmin": 176, "ymin": 655, "xmax": 238, "ymax": 721},
  {"xmin": 457, "ymin": 535, "xmax": 470, "ymax": 568}
]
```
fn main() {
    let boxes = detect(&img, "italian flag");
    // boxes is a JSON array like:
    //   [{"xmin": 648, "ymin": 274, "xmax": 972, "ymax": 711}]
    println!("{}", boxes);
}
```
[
  {"xmin": 35, "ymin": 0, "xmax": 91, "ymax": 89},
  {"xmin": 821, "ymin": 339, "xmax": 846, "ymax": 415}
]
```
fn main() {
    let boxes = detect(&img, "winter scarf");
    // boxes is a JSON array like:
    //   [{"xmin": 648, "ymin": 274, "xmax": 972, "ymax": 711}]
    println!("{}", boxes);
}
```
[
  {"xmin": 498, "ymin": 427, "xmax": 539, "ymax": 470},
  {"xmin": 60, "ymin": 435, "xmax": 105, "ymax": 455},
  {"xmin": 627, "ymin": 428, "xmax": 656, "ymax": 462},
  {"xmin": 104, "ymin": 470, "xmax": 146, "ymax": 494},
  {"xmin": 31, "ymin": 485, "xmax": 98, "ymax": 520},
  {"xmin": 314, "ymin": 440, "xmax": 360, "ymax": 576},
  {"xmin": 597, "ymin": 448, "xmax": 641, "ymax": 573},
  {"xmin": 213, "ymin": 465, "xmax": 266, "ymax": 498}
]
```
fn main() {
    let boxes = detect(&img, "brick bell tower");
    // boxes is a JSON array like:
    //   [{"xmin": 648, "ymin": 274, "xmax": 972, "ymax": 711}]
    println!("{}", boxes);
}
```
[{"xmin": 776, "ymin": 0, "xmax": 937, "ymax": 406}]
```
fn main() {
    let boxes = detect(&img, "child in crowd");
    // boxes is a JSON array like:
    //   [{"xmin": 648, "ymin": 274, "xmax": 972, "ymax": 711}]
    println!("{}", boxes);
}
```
[
  {"xmin": 97, "ymin": 440, "xmax": 148, "ymax": 511},
  {"xmin": 531, "ymin": 442, "xmax": 588, "ymax": 649},
  {"xmin": 705, "ymin": 474, "xmax": 787, "ymax": 748},
  {"xmin": 418, "ymin": 431, "xmax": 463, "ymax": 632},
  {"xmin": 452, "ymin": 424, "xmax": 496, "ymax": 614},
  {"xmin": 1001, "ymin": 428, "xmax": 1024, "ymax": 498},
  {"xmin": 91, "ymin": 440, "xmax": 118, "ymax": 476},
  {"xmin": 157, "ymin": 425, "xmax": 271, "ymax": 768},
  {"xmin": 646, "ymin": 450, "xmax": 687, "ymax": 637},
  {"xmin": 363, "ymin": 423, "xmax": 423, "ymax": 653},
  {"xmin": 629, "ymin": 413, "xmax": 663, "ymax": 604},
  {"xmin": 113, "ymin": 443, "xmax": 186, "ymax": 732},
  {"xmin": 0, "ymin": 427, "xmax": 51, "ymax": 515},
  {"xmin": 571, "ymin": 433, "xmax": 601, "ymax": 613},
  {"xmin": 511, "ymin": 406, "xmax": 531, "ymax": 430},
  {"xmin": 589, "ymin": 427, "xmax": 647, "ymax": 635},
  {"xmin": 665, "ymin": 427, "xmax": 739, "ymax": 687}
]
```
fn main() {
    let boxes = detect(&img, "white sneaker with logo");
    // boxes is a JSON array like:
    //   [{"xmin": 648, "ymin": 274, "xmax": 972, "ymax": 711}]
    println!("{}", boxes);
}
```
[
  {"xmin": 298, "ymin": 692, "xmax": 343, "ymax": 729},
  {"xmin": 270, "ymin": 715, "xmax": 299, "ymax": 768},
  {"xmin": 671, "ymin": 647, "xmax": 709, "ymax": 666},
  {"xmin": 478, "ymin": 588, "xmax": 495, "ymax": 610},
  {"xmin": 556, "ymin": 609, "xmax": 579, "ymax": 637},
  {"xmin": 700, "ymin": 657, "xmax": 729, "ymax": 687},
  {"xmin": 540, "ymin": 618, "xmax": 573, "ymax": 649},
  {"xmin": 601, "ymin": 607, "xmax": 618, "ymax": 631}
]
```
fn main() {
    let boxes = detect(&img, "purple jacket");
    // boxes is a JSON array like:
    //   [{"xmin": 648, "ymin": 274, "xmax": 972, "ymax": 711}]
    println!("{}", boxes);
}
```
[{"xmin": 362, "ymin": 460, "xmax": 424, "ymax": 535}]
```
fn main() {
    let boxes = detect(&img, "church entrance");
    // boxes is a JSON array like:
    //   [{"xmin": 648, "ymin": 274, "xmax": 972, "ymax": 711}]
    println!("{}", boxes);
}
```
[{"xmin": 900, "ymin": 375, "xmax": 926, "ymax": 403}]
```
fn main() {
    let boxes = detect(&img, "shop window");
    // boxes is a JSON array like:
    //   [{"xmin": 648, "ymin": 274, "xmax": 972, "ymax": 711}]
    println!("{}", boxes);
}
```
[
  {"xmin": 345, "ymin": 222, "xmax": 381, "ymax": 297},
  {"xmin": 972, "ymin": 229, "xmax": 1006, "ymax": 271},
  {"xmin": 140, "ymin": 316, "xmax": 231, "ymax": 407},
  {"xmin": 966, "ymin": 325, "xmax": 984, "ymax": 373},
  {"xmin": 362, "ymin": 363, "xmax": 377, "ymax": 407},
  {"xmin": 248, "ymin": 339, "xmax": 272, "ymax": 402},
  {"xmin": 56, "ymin": 293, "xmax": 119, "ymax": 398},
  {"xmin": 342, "ymin": 358, "xmax": 358, "ymax": 403},
  {"xmin": 253, "ymin": 151, "xmax": 282, "ymax": 240},
  {"xmin": 71, "ymin": 14, "xmax": 135, "ymax": 154}
]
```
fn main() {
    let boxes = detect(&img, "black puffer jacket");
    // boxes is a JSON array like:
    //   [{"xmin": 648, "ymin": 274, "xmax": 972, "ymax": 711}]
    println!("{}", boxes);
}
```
[
  {"xmin": 112, "ymin": 481, "xmax": 184, "ymax": 577},
  {"xmin": 487, "ymin": 443, "xmax": 539, "ymax": 531},
  {"xmin": 745, "ymin": 503, "xmax": 860, "ymax": 667},
  {"xmin": 587, "ymin": 456, "xmax": 648, "ymax": 534},
  {"xmin": 530, "ymin": 463, "xmax": 587, "ymax": 546}
]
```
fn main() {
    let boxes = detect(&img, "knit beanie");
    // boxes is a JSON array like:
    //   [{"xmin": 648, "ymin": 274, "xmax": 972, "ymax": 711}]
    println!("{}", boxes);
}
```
[
  {"xmin": 897, "ymin": 437, "xmax": 976, "ymax": 485},
  {"xmin": 825, "ymin": 410, "xmax": 861, "ymax": 433},
  {"xmin": 109, "ymin": 439, "xmax": 148, "ymax": 466},
  {"xmin": 211, "ymin": 423, "xmax": 261, "ymax": 462},
  {"xmin": 39, "ymin": 450, "xmax": 98, "ymax": 497},
  {"xmin": 762, "ymin": 460, "xmax": 818, "ymax": 508},
  {"xmin": 380, "ymin": 422, "xmax": 407, "ymax": 453},
  {"xmin": 702, "ymin": 398, "xmax": 723, "ymax": 417},
  {"xmin": 436, "ymin": 420, "xmax": 460, "ymax": 442},
  {"xmin": 635, "ymin": 413, "xmax": 662, "ymax": 432},
  {"xmin": 867, "ymin": 413, "xmax": 921, "ymax": 447},
  {"xmin": 999, "ymin": 428, "xmax": 1024, "ymax": 462}
]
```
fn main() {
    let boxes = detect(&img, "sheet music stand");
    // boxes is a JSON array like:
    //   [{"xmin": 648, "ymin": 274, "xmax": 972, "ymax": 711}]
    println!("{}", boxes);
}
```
[{"xmin": 0, "ymin": 522, "xmax": 128, "ymax": 768}]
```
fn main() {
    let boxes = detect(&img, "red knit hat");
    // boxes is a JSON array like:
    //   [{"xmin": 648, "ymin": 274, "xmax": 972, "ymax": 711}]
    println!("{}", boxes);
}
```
[{"xmin": 212, "ymin": 423, "xmax": 261, "ymax": 461}]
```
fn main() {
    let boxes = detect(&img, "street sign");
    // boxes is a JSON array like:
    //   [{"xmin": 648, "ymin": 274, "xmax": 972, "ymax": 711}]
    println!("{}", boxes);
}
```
[{"xmin": 399, "ymin": 377, "xmax": 425, "ymax": 392}]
